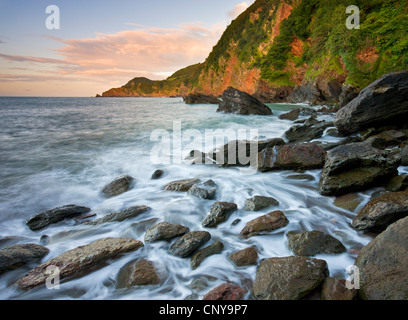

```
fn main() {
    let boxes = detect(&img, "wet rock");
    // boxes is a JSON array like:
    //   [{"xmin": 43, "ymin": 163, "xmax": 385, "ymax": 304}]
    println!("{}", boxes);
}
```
[
  {"xmin": 101, "ymin": 175, "xmax": 134, "ymax": 197},
  {"xmin": 151, "ymin": 169, "xmax": 164, "ymax": 180},
  {"xmin": 162, "ymin": 179, "xmax": 200, "ymax": 192},
  {"xmin": 319, "ymin": 136, "xmax": 363, "ymax": 151},
  {"xmin": 279, "ymin": 108, "xmax": 317, "ymax": 121},
  {"xmin": 244, "ymin": 196, "xmax": 279, "ymax": 211},
  {"xmin": 183, "ymin": 93, "xmax": 220, "ymax": 104},
  {"xmin": 318, "ymin": 142, "xmax": 401, "ymax": 196},
  {"xmin": 287, "ymin": 231, "xmax": 346, "ymax": 256},
  {"xmin": 0, "ymin": 236, "xmax": 28, "ymax": 249},
  {"xmin": 321, "ymin": 277, "xmax": 357, "ymax": 300},
  {"xmin": 86, "ymin": 205, "xmax": 150, "ymax": 225},
  {"xmin": 240, "ymin": 211, "xmax": 289, "ymax": 238},
  {"xmin": 333, "ymin": 193, "xmax": 362, "ymax": 212},
  {"xmin": 286, "ymin": 174, "xmax": 315, "ymax": 181},
  {"xmin": 217, "ymin": 87, "xmax": 273, "ymax": 115},
  {"xmin": 144, "ymin": 222, "xmax": 189, "ymax": 243},
  {"xmin": 187, "ymin": 180, "xmax": 217, "ymax": 200},
  {"xmin": 258, "ymin": 143, "xmax": 326, "ymax": 172},
  {"xmin": 203, "ymin": 282, "xmax": 248, "ymax": 300},
  {"xmin": 210, "ymin": 138, "xmax": 284, "ymax": 167},
  {"xmin": 190, "ymin": 241, "xmax": 224, "ymax": 270},
  {"xmin": 169, "ymin": 231, "xmax": 211, "ymax": 258},
  {"xmin": 202, "ymin": 202, "xmax": 238, "ymax": 228},
  {"xmin": 16, "ymin": 238, "xmax": 144, "ymax": 290},
  {"xmin": 116, "ymin": 258, "xmax": 160, "ymax": 288},
  {"xmin": 253, "ymin": 256, "xmax": 329, "ymax": 300},
  {"xmin": 335, "ymin": 70, "xmax": 408, "ymax": 135},
  {"xmin": 352, "ymin": 189, "xmax": 408, "ymax": 232},
  {"xmin": 26, "ymin": 204, "xmax": 91, "ymax": 231},
  {"xmin": 384, "ymin": 174, "xmax": 408, "ymax": 192},
  {"xmin": 364, "ymin": 129, "xmax": 407, "ymax": 150},
  {"xmin": 285, "ymin": 121, "xmax": 333, "ymax": 143},
  {"xmin": 229, "ymin": 247, "xmax": 258, "ymax": 267},
  {"xmin": 355, "ymin": 216, "xmax": 408, "ymax": 300},
  {"xmin": 0, "ymin": 244, "xmax": 49, "ymax": 274},
  {"xmin": 401, "ymin": 145, "xmax": 408, "ymax": 166}
]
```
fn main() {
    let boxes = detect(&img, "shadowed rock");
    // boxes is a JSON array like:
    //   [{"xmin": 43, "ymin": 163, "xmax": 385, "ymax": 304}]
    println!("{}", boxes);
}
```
[
  {"xmin": 169, "ymin": 231, "xmax": 211, "ymax": 258},
  {"xmin": 0, "ymin": 244, "xmax": 49, "ymax": 274},
  {"xmin": 101, "ymin": 175, "xmax": 134, "ymax": 197},
  {"xmin": 202, "ymin": 202, "xmax": 238, "ymax": 228}
]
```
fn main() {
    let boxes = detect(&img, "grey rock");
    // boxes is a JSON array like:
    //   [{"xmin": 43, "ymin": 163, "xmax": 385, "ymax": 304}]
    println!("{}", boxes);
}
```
[
  {"xmin": 187, "ymin": 180, "xmax": 217, "ymax": 200},
  {"xmin": 162, "ymin": 179, "xmax": 200, "ymax": 192},
  {"xmin": 183, "ymin": 93, "xmax": 220, "ymax": 104},
  {"xmin": 86, "ymin": 205, "xmax": 150, "ymax": 226},
  {"xmin": 190, "ymin": 241, "xmax": 224, "ymax": 270},
  {"xmin": 144, "ymin": 222, "xmax": 189, "ymax": 243},
  {"xmin": 287, "ymin": 231, "xmax": 346, "ymax": 256},
  {"xmin": 169, "ymin": 231, "xmax": 211, "ymax": 258},
  {"xmin": 202, "ymin": 202, "xmax": 238, "ymax": 228},
  {"xmin": 0, "ymin": 244, "xmax": 49, "ymax": 274},
  {"xmin": 244, "ymin": 196, "xmax": 279, "ymax": 211},
  {"xmin": 101, "ymin": 175, "xmax": 134, "ymax": 197}
]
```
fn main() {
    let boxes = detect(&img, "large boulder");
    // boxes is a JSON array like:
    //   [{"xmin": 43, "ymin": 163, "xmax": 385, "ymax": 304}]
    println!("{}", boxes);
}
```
[
  {"xmin": 183, "ymin": 93, "xmax": 220, "ymax": 104},
  {"xmin": 258, "ymin": 143, "xmax": 326, "ymax": 172},
  {"xmin": 318, "ymin": 142, "xmax": 401, "ymax": 196},
  {"xmin": 0, "ymin": 244, "xmax": 49, "ymax": 274},
  {"xmin": 16, "ymin": 238, "xmax": 144, "ymax": 290},
  {"xmin": 287, "ymin": 231, "xmax": 346, "ymax": 256},
  {"xmin": 26, "ymin": 204, "xmax": 91, "ymax": 231},
  {"xmin": 86, "ymin": 205, "xmax": 150, "ymax": 225},
  {"xmin": 252, "ymin": 256, "xmax": 329, "ymax": 300},
  {"xmin": 334, "ymin": 70, "xmax": 408, "ymax": 135},
  {"xmin": 240, "ymin": 211, "xmax": 289, "ymax": 238},
  {"xmin": 352, "ymin": 189, "xmax": 408, "ymax": 232},
  {"xmin": 168, "ymin": 231, "xmax": 211, "ymax": 258},
  {"xmin": 217, "ymin": 87, "xmax": 273, "ymax": 115},
  {"xmin": 355, "ymin": 216, "xmax": 408, "ymax": 300},
  {"xmin": 101, "ymin": 175, "xmax": 134, "ymax": 197}
]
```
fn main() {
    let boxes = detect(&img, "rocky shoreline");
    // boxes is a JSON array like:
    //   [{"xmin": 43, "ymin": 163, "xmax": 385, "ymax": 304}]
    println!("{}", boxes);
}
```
[{"xmin": 1, "ymin": 70, "xmax": 408, "ymax": 300}]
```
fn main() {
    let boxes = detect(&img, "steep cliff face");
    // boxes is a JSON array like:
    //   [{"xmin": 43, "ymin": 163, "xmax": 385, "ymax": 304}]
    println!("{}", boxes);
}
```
[{"xmin": 101, "ymin": 0, "xmax": 408, "ymax": 104}]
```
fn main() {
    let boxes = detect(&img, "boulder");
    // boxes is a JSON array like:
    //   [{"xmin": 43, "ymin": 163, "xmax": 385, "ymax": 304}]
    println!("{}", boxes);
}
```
[
  {"xmin": 364, "ymin": 129, "xmax": 407, "ymax": 150},
  {"xmin": 334, "ymin": 70, "xmax": 408, "ymax": 135},
  {"xmin": 116, "ymin": 258, "xmax": 160, "ymax": 288},
  {"xmin": 318, "ymin": 142, "xmax": 401, "ymax": 196},
  {"xmin": 168, "ymin": 231, "xmax": 211, "ymax": 258},
  {"xmin": 202, "ymin": 202, "xmax": 238, "ymax": 228},
  {"xmin": 86, "ymin": 205, "xmax": 150, "ymax": 225},
  {"xmin": 0, "ymin": 244, "xmax": 49, "ymax": 274},
  {"xmin": 278, "ymin": 108, "xmax": 317, "ymax": 121},
  {"xmin": 144, "ymin": 222, "xmax": 189, "ymax": 243},
  {"xmin": 252, "ymin": 256, "xmax": 329, "ymax": 300},
  {"xmin": 258, "ymin": 143, "xmax": 326, "ymax": 172},
  {"xmin": 321, "ymin": 277, "xmax": 357, "ymax": 300},
  {"xmin": 228, "ymin": 247, "xmax": 258, "ymax": 267},
  {"xmin": 101, "ymin": 175, "xmax": 134, "ymax": 197},
  {"xmin": 190, "ymin": 241, "xmax": 224, "ymax": 270},
  {"xmin": 240, "ymin": 211, "xmax": 289, "ymax": 238},
  {"xmin": 244, "ymin": 196, "xmax": 279, "ymax": 211},
  {"xmin": 217, "ymin": 87, "xmax": 273, "ymax": 115},
  {"xmin": 210, "ymin": 138, "xmax": 284, "ymax": 167},
  {"xmin": 16, "ymin": 238, "xmax": 144, "ymax": 290},
  {"xmin": 203, "ymin": 283, "xmax": 248, "ymax": 300},
  {"xmin": 355, "ymin": 216, "xmax": 408, "ymax": 300},
  {"xmin": 183, "ymin": 93, "xmax": 220, "ymax": 104},
  {"xmin": 26, "ymin": 204, "xmax": 91, "ymax": 231},
  {"xmin": 162, "ymin": 179, "xmax": 200, "ymax": 192},
  {"xmin": 287, "ymin": 231, "xmax": 346, "ymax": 256},
  {"xmin": 352, "ymin": 189, "xmax": 408, "ymax": 232},
  {"xmin": 285, "ymin": 121, "xmax": 333, "ymax": 143},
  {"xmin": 187, "ymin": 180, "xmax": 217, "ymax": 200}
]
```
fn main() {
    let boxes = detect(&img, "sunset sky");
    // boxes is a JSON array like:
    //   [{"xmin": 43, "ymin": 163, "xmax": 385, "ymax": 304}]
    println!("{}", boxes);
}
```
[{"xmin": 0, "ymin": 0, "xmax": 254, "ymax": 97}]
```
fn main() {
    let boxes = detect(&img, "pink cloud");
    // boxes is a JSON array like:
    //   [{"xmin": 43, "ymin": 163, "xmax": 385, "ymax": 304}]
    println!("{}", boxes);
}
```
[{"xmin": 228, "ymin": 1, "xmax": 253, "ymax": 19}]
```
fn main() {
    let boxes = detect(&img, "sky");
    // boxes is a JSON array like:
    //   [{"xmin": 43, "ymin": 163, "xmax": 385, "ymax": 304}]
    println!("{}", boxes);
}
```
[{"xmin": 0, "ymin": 0, "xmax": 255, "ymax": 97}]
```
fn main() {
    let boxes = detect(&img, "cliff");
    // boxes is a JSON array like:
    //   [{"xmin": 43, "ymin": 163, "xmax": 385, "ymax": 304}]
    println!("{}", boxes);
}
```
[{"xmin": 100, "ymin": 0, "xmax": 408, "ymax": 104}]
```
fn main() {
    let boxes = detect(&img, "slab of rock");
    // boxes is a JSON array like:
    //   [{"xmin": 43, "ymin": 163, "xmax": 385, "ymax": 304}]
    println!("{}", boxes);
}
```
[
  {"xmin": 16, "ymin": 238, "xmax": 144, "ymax": 290},
  {"xmin": 252, "ymin": 256, "xmax": 329, "ymax": 300},
  {"xmin": 352, "ymin": 189, "xmax": 408, "ymax": 232},
  {"xmin": 258, "ymin": 143, "xmax": 326, "ymax": 172},
  {"xmin": 279, "ymin": 108, "xmax": 316, "ymax": 121},
  {"xmin": 334, "ymin": 70, "xmax": 408, "ymax": 135},
  {"xmin": 187, "ymin": 180, "xmax": 217, "ymax": 200},
  {"xmin": 364, "ymin": 129, "xmax": 407, "ymax": 150},
  {"xmin": 190, "ymin": 241, "xmax": 224, "ymax": 270},
  {"xmin": 203, "ymin": 282, "xmax": 248, "ymax": 300},
  {"xmin": 0, "ymin": 244, "xmax": 49, "ymax": 274},
  {"xmin": 321, "ymin": 277, "xmax": 357, "ymax": 300},
  {"xmin": 244, "ymin": 196, "xmax": 279, "ymax": 211},
  {"xmin": 162, "ymin": 179, "xmax": 200, "ymax": 192},
  {"xmin": 183, "ymin": 93, "xmax": 220, "ymax": 104},
  {"xmin": 101, "ymin": 175, "xmax": 134, "ymax": 197},
  {"xmin": 355, "ymin": 216, "xmax": 408, "ymax": 300},
  {"xmin": 229, "ymin": 247, "xmax": 258, "ymax": 267},
  {"xmin": 86, "ymin": 205, "xmax": 150, "ymax": 225},
  {"xmin": 202, "ymin": 202, "xmax": 238, "ymax": 228},
  {"xmin": 285, "ymin": 121, "xmax": 333, "ymax": 143},
  {"xmin": 116, "ymin": 258, "xmax": 160, "ymax": 288},
  {"xmin": 240, "ymin": 211, "xmax": 289, "ymax": 238},
  {"xmin": 287, "ymin": 231, "xmax": 346, "ymax": 256},
  {"xmin": 318, "ymin": 142, "xmax": 401, "ymax": 196},
  {"xmin": 169, "ymin": 231, "xmax": 211, "ymax": 258},
  {"xmin": 210, "ymin": 138, "xmax": 284, "ymax": 167},
  {"xmin": 26, "ymin": 205, "xmax": 91, "ymax": 231},
  {"xmin": 144, "ymin": 222, "xmax": 189, "ymax": 243},
  {"xmin": 217, "ymin": 87, "xmax": 273, "ymax": 115},
  {"xmin": 333, "ymin": 193, "xmax": 362, "ymax": 212}
]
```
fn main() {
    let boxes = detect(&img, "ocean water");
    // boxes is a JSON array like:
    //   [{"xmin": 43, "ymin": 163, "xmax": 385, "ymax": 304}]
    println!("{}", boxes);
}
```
[{"xmin": 0, "ymin": 97, "xmax": 374, "ymax": 300}]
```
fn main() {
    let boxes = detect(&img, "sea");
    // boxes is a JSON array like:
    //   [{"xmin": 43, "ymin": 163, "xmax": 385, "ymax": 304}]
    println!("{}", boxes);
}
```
[{"xmin": 0, "ymin": 97, "xmax": 376, "ymax": 300}]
